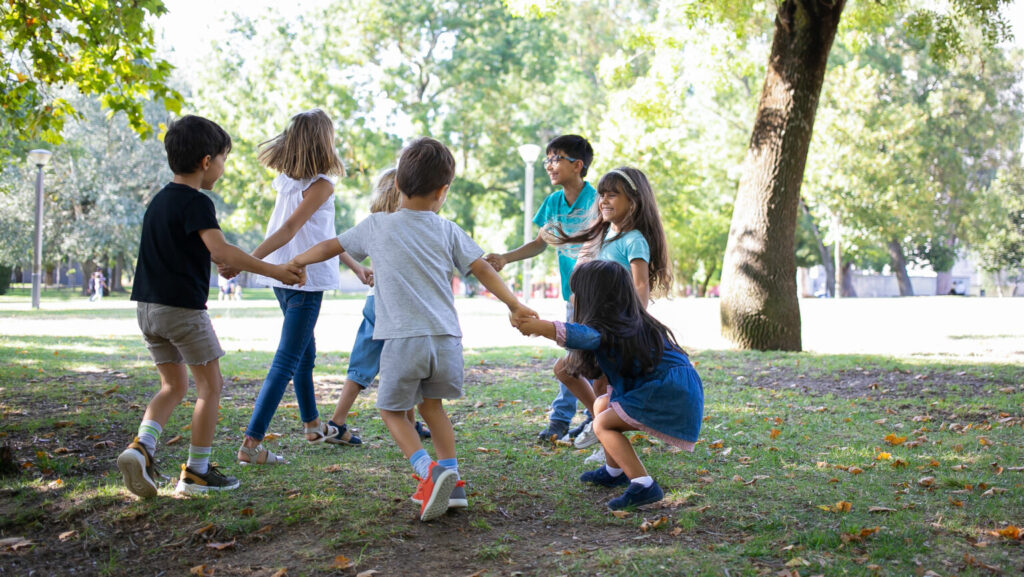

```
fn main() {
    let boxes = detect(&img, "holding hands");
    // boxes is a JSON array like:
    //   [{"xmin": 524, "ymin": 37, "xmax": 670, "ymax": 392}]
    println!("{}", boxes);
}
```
[
  {"xmin": 277, "ymin": 261, "xmax": 306, "ymax": 286},
  {"xmin": 483, "ymin": 253, "xmax": 507, "ymax": 272}
]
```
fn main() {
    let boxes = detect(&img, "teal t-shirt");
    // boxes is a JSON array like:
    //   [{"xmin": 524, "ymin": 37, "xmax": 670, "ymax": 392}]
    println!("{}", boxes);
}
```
[
  {"xmin": 532, "ymin": 182, "xmax": 597, "ymax": 300},
  {"xmin": 598, "ymin": 229, "xmax": 650, "ymax": 276}
]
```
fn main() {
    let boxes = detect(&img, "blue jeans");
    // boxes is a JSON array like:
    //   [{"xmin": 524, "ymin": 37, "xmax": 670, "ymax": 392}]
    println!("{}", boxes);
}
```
[
  {"xmin": 245, "ymin": 288, "xmax": 323, "ymax": 441},
  {"xmin": 549, "ymin": 299, "xmax": 581, "ymax": 424},
  {"xmin": 347, "ymin": 295, "xmax": 382, "ymax": 387}
]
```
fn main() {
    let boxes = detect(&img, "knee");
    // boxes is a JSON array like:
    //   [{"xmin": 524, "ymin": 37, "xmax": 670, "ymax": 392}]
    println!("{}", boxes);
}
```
[
  {"xmin": 553, "ymin": 358, "xmax": 572, "ymax": 382},
  {"xmin": 593, "ymin": 393, "xmax": 610, "ymax": 414}
]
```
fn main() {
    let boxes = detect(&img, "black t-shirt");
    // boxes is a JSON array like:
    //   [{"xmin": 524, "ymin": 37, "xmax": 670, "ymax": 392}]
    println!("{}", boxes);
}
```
[{"xmin": 130, "ymin": 183, "xmax": 220, "ymax": 309}]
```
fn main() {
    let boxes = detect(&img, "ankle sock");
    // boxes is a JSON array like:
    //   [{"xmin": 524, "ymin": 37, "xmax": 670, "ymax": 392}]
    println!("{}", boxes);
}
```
[
  {"xmin": 187, "ymin": 445, "xmax": 212, "ymax": 475},
  {"xmin": 137, "ymin": 420, "xmax": 161, "ymax": 454},
  {"xmin": 604, "ymin": 464, "xmax": 623, "ymax": 477},
  {"xmin": 437, "ymin": 458, "xmax": 459, "ymax": 479},
  {"xmin": 410, "ymin": 449, "xmax": 431, "ymax": 478},
  {"xmin": 633, "ymin": 475, "xmax": 654, "ymax": 487}
]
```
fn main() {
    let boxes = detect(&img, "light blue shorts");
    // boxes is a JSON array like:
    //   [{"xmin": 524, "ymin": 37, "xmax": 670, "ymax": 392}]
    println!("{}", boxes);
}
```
[{"xmin": 347, "ymin": 295, "xmax": 382, "ymax": 387}]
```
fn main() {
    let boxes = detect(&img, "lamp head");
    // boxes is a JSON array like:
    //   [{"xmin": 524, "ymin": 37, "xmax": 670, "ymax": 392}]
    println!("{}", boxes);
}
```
[
  {"xmin": 27, "ymin": 149, "xmax": 52, "ymax": 167},
  {"xmin": 517, "ymin": 144, "xmax": 541, "ymax": 164}
]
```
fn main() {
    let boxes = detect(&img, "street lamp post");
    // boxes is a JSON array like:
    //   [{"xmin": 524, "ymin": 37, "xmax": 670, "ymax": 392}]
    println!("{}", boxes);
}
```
[
  {"xmin": 517, "ymin": 143, "xmax": 541, "ymax": 302},
  {"xmin": 27, "ymin": 149, "xmax": 52, "ymax": 309}
]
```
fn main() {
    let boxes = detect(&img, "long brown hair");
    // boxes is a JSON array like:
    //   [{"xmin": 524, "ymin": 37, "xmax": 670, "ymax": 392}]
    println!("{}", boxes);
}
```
[
  {"xmin": 555, "ymin": 166, "xmax": 672, "ymax": 297},
  {"xmin": 257, "ymin": 109, "xmax": 345, "ymax": 179},
  {"xmin": 369, "ymin": 168, "xmax": 400, "ymax": 214}
]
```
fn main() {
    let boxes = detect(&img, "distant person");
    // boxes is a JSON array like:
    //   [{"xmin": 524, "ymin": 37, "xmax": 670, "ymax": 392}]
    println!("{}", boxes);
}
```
[
  {"xmin": 230, "ymin": 109, "xmax": 354, "ymax": 466},
  {"xmin": 117, "ymin": 115, "xmax": 303, "ymax": 498},
  {"xmin": 89, "ymin": 270, "xmax": 107, "ymax": 302},
  {"xmin": 515, "ymin": 260, "xmax": 703, "ymax": 510},
  {"xmin": 290, "ymin": 137, "xmax": 537, "ymax": 521},
  {"xmin": 217, "ymin": 274, "xmax": 232, "ymax": 301},
  {"xmin": 323, "ymin": 168, "xmax": 432, "ymax": 451},
  {"xmin": 484, "ymin": 134, "xmax": 597, "ymax": 445}
]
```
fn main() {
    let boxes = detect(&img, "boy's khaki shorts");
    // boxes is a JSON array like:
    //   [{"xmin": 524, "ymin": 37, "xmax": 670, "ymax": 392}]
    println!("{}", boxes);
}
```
[
  {"xmin": 136, "ymin": 302, "xmax": 225, "ymax": 365},
  {"xmin": 376, "ymin": 335, "xmax": 463, "ymax": 411}
]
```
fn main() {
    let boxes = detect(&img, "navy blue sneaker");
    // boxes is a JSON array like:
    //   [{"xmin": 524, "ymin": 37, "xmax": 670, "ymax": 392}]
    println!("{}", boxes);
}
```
[
  {"xmin": 608, "ymin": 480, "xmax": 664, "ymax": 510},
  {"xmin": 579, "ymin": 466, "xmax": 630, "ymax": 487},
  {"xmin": 415, "ymin": 421, "xmax": 431, "ymax": 439}
]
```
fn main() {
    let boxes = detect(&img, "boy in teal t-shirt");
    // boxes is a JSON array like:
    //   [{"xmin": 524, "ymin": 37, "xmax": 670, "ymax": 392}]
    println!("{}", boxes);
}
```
[{"xmin": 484, "ymin": 134, "xmax": 596, "ymax": 442}]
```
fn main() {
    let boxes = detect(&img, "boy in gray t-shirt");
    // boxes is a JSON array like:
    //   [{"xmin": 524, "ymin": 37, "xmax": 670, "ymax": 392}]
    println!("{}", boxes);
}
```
[{"xmin": 292, "ymin": 137, "xmax": 536, "ymax": 521}]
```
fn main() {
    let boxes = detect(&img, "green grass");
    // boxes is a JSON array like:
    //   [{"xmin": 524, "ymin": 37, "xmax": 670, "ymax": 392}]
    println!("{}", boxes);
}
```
[{"xmin": 2, "ymin": 310, "xmax": 1024, "ymax": 575}]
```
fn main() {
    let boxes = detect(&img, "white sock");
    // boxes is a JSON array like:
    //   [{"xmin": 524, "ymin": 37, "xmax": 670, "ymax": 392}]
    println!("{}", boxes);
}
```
[
  {"xmin": 187, "ymin": 445, "xmax": 212, "ymax": 475},
  {"xmin": 604, "ymin": 464, "xmax": 623, "ymax": 477},
  {"xmin": 136, "ymin": 420, "xmax": 162, "ymax": 454},
  {"xmin": 633, "ymin": 475, "xmax": 654, "ymax": 487}
]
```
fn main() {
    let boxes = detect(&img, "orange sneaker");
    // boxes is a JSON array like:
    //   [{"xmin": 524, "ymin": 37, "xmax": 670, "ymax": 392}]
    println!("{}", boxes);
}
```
[{"xmin": 411, "ymin": 462, "xmax": 457, "ymax": 521}]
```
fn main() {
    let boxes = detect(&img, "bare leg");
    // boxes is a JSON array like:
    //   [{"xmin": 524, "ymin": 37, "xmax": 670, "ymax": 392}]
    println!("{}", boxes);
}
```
[
  {"xmin": 553, "ymin": 357, "xmax": 596, "ymax": 415},
  {"xmin": 592, "ymin": 374, "xmax": 609, "ymax": 398},
  {"xmin": 330, "ymin": 379, "xmax": 364, "ymax": 424},
  {"xmin": 185, "ymin": 360, "xmax": 224, "ymax": 448},
  {"xmin": 405, "ymin": 408, "xmax": 417, "ymax": 425},
  {"xmin": 381, "ymin": 409, "xmax": 423, "ymax": 459},
  {"xmin": 593, "ymin": 394, "xmax": 647, "ymax": 479},
  {"xmin": 417, "ymin": 399, "xmax": 453, "ymax": 460},
  {"xmin": 142, "ymin": 362, "xmax": 189, "ymax": 428}
]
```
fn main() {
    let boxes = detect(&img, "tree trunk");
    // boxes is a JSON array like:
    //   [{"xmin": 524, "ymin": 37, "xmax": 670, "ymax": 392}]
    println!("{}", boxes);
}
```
[
  {"xmin": 887, "ymin": 239, "xmax": 914, "ymax": 296},
  {"xmin": 112, "ymin": 255, "xmax": 124, "ymax": 292},
  {"xmin": 79, "ymin": 261, "xmax": 90, "ymax": 296},
  {"xmin": 720, "ymin": 0, "xmax": 846, "ymax": 351},
  {"xmin": 841, "ymin": 261, "xmax": 857, "ymax": 297},
  {"xmin": 935, "ymin": 271, "xmax": 952, "ymax": 295}
]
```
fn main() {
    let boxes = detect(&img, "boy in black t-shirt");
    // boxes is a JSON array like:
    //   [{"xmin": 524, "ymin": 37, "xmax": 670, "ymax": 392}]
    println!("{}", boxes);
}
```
[{"xmin": 118, "ymin": 115, "xmax": 304, "ymax": 498}]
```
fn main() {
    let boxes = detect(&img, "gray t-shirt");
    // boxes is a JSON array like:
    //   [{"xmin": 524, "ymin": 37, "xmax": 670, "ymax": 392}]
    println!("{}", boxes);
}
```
[{"xmin": 337, "ymin": 209, "xmax": 484, "ymax": 339}]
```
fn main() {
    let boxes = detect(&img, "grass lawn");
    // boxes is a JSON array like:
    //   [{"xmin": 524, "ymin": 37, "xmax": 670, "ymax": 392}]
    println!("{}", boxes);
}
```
[{"xmin": 1, "ymin": 296, "xmax": 1023, "ymax": 576}]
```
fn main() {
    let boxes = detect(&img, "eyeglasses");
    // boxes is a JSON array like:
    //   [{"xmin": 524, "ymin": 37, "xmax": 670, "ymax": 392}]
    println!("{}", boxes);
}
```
[{"xmin": 543, "ymin": 154, "xmax": 580, "ymax": 167}]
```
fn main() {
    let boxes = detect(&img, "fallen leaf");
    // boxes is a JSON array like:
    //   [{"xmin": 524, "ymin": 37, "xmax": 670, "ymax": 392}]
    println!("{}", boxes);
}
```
[
  {"xmin": 255, "ymin": 525, "xmax": 273, "ymax": 534},
  {"xmin": 190, "ymin": 565, "xmax": 213, "ymax": 576},
  {"xmin": 948, "ymin": 497, "xmax": 964, "ymax": 507},
  {"xmin": 981, "ymin": 487, "xmax": 1007, "ymax": 497},
  {"xmin": 93, "ymin": 440, "xmax": 115, "ymax": 449},
  {"xmin": 207, "ymin": 540, "xmax": 235, "ymax": 550},
  {"xmin": 989, "ymin": 525, "xmax": 1022, "ymax": 539},
  {"xmin": 884, "ymin": 434, "xmax": 906, "ymax": 446},
  {"xmin": 670, "ymin": 527, "xmax": 683, "ymax": 536},
  {"xmin": 918, "ymin": 476, "xmax": 935, "ymax": 487},
  {"xmin": 271, "ymin": 569, "xmax": 287, "ymax": 577},
  {"xmin": 54, "ymin": 421, "xmax": 74, "ymax": 428},
  {"xmin": 239, "ymin": 508, "xmax": 254, "ymax": 517},
  {"xmin": 332, "ymin": 555, "xmax": 354, "ymax": 569},
  {"xmin": 610, "ymin": 510, "xmax": 630, "ymax": 518},
  {"xmin": 847, "ymin": 467, "xmax": 864, "ymax": 475},
  {"xmin": 165, "ymin": 435, "xmax": 182, "ymax": 446},
  {"xmin": 0, "ymin": 537, "xmax": 33, "ymax": 551},
  {"xmin": 264, "ymin": 433, "xmax": 282, "ymax": 441},
  {"xmin": 324, "ymin": 464, "xmax": 342, "ymax": 473},
  {"xmin": 876, "ymin": 452, "xmax": 891, "ymax": 461},
  {"xmin": 58, "ymin": 530, "xmax": 76, "ymax": 541},
  {"xmin": 356, "ymin": 571, "xmax": 380, "ymax": 577},
  {"xmin": 193, "ymin": 523, "xmax": 215, "ymax": 536},
  {"xmin": 770, "ymin": 428, "xmax": 781, "ymax": 439}
]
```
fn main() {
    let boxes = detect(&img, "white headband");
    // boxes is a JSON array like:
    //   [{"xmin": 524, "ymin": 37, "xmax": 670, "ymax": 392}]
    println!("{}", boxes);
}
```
[{"xmin": 608, "ymin": 169, "xmax": 636, "ymax": 191}]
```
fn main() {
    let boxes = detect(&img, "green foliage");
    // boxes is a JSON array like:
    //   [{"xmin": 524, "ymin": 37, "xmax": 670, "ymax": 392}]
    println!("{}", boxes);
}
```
[
  {"xmin": 971, "ymin": 166, "xmax": 1024, "ymax": 277},
  {"xmin": 0, "ymin": 0, "xmax": 181, "ymax": 151}
]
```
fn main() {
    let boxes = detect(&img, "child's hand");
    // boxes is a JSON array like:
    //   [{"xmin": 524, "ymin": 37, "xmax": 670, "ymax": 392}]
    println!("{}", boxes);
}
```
[
  {"xmin": 217, "ymin": 263, "xmax": 239, "ymax": 279},
  {"xmin": 355, "ymin": 265, "xmax": 374, "ymax": 287},
  {"xmin": 509, "ymin": 304, "xmax": 539, "ymax": 328},
  {"xmin": 516, "ymin": 318, "xmax": 547, "ymax": 337},
  {"xmin": 483, "ymin": 253, "xmax": 507, "ymax": 272},
  {"xmin": 277, "ymin": 263, "xmax": 304, "ymax": 286}
]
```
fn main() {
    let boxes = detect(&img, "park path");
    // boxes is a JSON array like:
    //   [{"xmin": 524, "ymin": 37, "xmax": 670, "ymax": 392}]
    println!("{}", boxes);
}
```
[{"xmin": 2, "ymin": 294, "xmax": 1022, "ymax": 362}]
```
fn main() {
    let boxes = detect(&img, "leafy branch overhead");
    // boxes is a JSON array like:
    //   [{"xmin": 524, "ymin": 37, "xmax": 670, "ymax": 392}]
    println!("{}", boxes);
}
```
[{"xmin": 0, "ymin": 0, "xmax": 181, "ymax": 148}]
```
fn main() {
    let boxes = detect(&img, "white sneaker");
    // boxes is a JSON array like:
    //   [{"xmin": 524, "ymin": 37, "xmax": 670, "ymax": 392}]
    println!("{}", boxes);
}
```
[
  {"xmin": 573, "ymin": 421, "xmax": 599, "ymax": 449},
  {"xmin": 583, "ymin": 446, "xmax": 605, "ymax": 464}
]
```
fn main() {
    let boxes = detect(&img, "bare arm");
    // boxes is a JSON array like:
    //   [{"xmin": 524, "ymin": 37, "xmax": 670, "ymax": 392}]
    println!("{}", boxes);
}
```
[
  {"xmin": 630, "ymin": 259, "xmax": 650, "ymax": 310},
  {"xmin": 199, "ymin": 228, "xmax": 302, "ymax": 285},
  {"xmin": 468, "ymin": 257, "xmax": 537, "ymax": 324},
  {"xmin": 517, "ymin": 318, "xmax": 557, "ymax": 341},
  {"xmin": 484, "ymin": 233, "xmax": 548, "ymax": 272},
  {"xmin": 252, "ymin": 179, "xmax": 334, "ymax": 259},
  {"xmin": 291, "ymin": 237, "xmax": 345, "ymax": 267},
  {"xmin": 340, "ymin": 252, "xmax": 373, "ymax": 286}
]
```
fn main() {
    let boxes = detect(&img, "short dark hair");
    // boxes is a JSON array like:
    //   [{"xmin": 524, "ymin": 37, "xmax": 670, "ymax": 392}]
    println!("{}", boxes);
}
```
[
  {"xmin": 164, "ymin": 115, "xmax": 232, "ymax": 175},
  {"xmin": 546, "ymin": 134, "xmax": 594, "ymax": 177},
  {"xmin": 396, "ymin": 137, "xmax": 455, "ymax": 198}
]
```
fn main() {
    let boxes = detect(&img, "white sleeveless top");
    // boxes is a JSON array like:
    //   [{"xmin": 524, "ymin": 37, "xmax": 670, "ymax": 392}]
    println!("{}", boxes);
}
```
[{"xmin": 252, "ymin": 173, "xmax": 340, "ymax": 292}]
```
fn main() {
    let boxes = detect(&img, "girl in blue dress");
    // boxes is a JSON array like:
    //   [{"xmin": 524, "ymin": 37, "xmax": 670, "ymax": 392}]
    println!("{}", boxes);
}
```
[{"xmin": 515, "ymin": 260, "xmax": 703, "ymax": 510}]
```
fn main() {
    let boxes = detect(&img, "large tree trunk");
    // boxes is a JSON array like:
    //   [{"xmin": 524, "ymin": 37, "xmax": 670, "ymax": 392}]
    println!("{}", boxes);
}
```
[
  {"xmin": 112, "ymin": 255, "xmax": 125, "ymax": 292},
  {"xmin": 720, "ymin": 0, "xmax": 846, "ymax": 351},
  {"xmin": 841, "ymin": 261, "xmax": 857, "ymax": 297},
  {"xmin": 887, "ymin": 239, "xmax": 914, "ymax": 296}
]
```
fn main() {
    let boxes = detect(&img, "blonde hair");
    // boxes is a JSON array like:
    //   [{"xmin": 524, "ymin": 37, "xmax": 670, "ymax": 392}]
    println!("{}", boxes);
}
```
[
  {"xmin": 257, "ymin": 109, "xmax": 345, "ymax": 179},
  {"xmin": 369, "ymin": 167, "xmax": 400, "ymax": 213}
]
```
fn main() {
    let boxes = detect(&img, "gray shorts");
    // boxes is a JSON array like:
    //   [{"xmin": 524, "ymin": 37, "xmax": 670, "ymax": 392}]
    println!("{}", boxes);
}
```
[
  {"xmin": 377, "ymin": 335, "xmax": 463, "ymax": 411},
  {"xmin": 136, "ymin": 302, "xmax": 225, "ymax": 365}
]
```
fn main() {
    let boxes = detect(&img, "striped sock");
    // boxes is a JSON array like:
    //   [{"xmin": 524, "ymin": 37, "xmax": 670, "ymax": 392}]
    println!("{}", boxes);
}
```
[
  {"xmin": 137, "ymin": 420, "xmax": 162, "ymax": 454},
  {"xmin": 409, "ymin": 449, "xmax": 431, "ymax": 478},
  {"xmin": 187, "ymin": 445, "xmax": 212, "ymax": 475},
  {"xmin": 437, "ymin": 458, "xmax": 459, "ymax": 479}
]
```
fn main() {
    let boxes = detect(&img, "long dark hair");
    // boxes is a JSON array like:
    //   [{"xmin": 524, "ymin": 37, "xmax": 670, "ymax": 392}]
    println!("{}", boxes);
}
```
[
  {"xmin": 553, "ymin": 167, "xmax": 672, "ymax": 298},
  {"xmin": 566, "ymin": 260, "xmax": 683, "ymax": 379}
]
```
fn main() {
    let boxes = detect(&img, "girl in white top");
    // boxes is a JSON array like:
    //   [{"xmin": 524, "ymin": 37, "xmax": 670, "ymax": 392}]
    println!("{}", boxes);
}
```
[{"xmin": 235, "ymin": 109, "xmax": 370, "ymax": 465}]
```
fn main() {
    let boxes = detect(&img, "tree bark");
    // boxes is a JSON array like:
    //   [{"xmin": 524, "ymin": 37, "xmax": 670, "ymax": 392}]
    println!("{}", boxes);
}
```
[
  {"xmin": 801, "ymin": 199, "xmax": 835, "ymax": 296},
  {"xmin": 112, "ymin": 255, "xmax": 124, "ymax": 292},
  {"xmin": 720, "ymin": 0, "xmax": 846, "ymax": 350},
  {"xmin": 841, "ymin": 261, "xmax": 857, "ymax": 297},
  {"xmin": 887, "ymin": 239, "xmax": 914, "ymax": 296}
]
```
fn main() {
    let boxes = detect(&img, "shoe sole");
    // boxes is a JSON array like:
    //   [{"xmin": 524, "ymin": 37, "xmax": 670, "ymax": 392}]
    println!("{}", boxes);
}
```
[
  {"xmin": 117, "ymin": 450, "xmax": 157, "ymax": 498},
  {"xmin": 420, "ymin": 469, "xmax": 457, "ymax": 522},
  {"xmin": 174, "ymin": 479, "xmax": 241, "ymax": 495}
]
